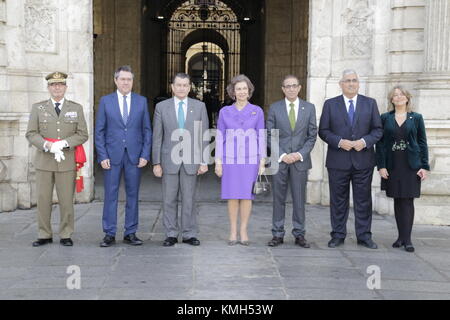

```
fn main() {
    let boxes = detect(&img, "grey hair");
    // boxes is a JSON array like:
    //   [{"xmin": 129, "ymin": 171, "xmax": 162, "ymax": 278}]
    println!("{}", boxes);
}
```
[
  {"xmin": 114, "ymin": 65, "xmax": 134, "ymax": 79},
  {"xmin": 340, "ymin": 69, "xmax": 358, "ymax": 82},
  {"xmin": 226, "ymin": 74, "xmax": 255, "ymax": 100}
]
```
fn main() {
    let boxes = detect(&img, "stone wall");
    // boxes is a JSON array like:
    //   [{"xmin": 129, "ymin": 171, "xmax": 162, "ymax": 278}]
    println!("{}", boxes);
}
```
[{"xmin": 0, "ymin": 0, "xmax": 94, "ymax": 211}]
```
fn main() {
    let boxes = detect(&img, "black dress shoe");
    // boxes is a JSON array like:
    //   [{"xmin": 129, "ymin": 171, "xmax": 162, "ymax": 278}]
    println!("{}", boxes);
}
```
[
  {"xmin": 328, "ymin": 238, "xmax": 344, "ymax": 248},
  {"xmin": 182, "ymin": 237, "xmax": 200, "ymax": 246},
  {"xmin": 163, "ymin": 237, "xmax": 178, "ymax": 247},
  {"xmin": 32, "ymin": 238, "xmax": 53, "ymax": 247},
  {"xmin": 60, "ymin": 238, "xmax": 73, "ymax": 246},
  {"xmin": 268, "ymin": 237, "xmax": 284, "ymax": 247},
  {"xmin": 295, "ymin": 236, "xmax": 310, "ymax": 248},
  {"xmin": 392, "ymin": 239, "xmax": 404, "ymax": 248},
  {"xmin": 123, "ymin": 233, "xmax": 143, "ymax": 246},
  {"xmin": 357, "ymin": 239, "xmax": 378, "ymax": 249},
  {"xmin": 404, "ymin": 243, "xmax": 415, "ymax": 252},
  {"xmin": 100, "ymin": 235, "xmax": 116, "ymax": 247}
]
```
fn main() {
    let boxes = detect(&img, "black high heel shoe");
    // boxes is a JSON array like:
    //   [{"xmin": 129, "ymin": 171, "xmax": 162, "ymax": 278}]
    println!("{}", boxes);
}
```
[
  {"xmin": 404, "ymin": 243, "xmax": 415, "ymax": 252},
  {"xmin": 392, "ymin": 239, "xmax": 403, "ymax": 248}
]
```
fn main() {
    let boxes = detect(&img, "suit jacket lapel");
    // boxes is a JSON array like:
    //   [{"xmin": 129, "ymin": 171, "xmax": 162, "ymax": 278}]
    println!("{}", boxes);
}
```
[
  {"xmin": 280, "ymin": 100, "xmax": 292, "ymax": 131},
  {"xmin": 405, "ymin": 112, "xmax": 414, "ymax": 136},
  {"xmin": 59, "ymin": 100, "xmax": 70, "ymax": 119},
  {"xmin": 127, "ymin": 93, "xmax": 137, "ymax": 127},
  {"xmin": 45, "ymin": 99, "xmax": 58, "ymax": 119},
  {"xmin": 110, "ymin": 93, "xmax": 124, "ymax": 127},
  {"xmin": 167, "ymin": 97, "xmax": 178, "ymax": 129},
  {"xmin": 352, "ymin": 96, "xmax": 362, "ymax": 128},
  {"xmin": 339, "ymin": 95, "xmax": 350, "ymax": 127},
  {"xmin": 185, "ymin": 98, "xmax": 194, "ymax": 127},
  {"xmin": 387, "ymin": 112, "xmax": 396, "ymax": 132},
  {"xmin": 294, "ymin": 100, "xmax": 307, "ymax": 132}
]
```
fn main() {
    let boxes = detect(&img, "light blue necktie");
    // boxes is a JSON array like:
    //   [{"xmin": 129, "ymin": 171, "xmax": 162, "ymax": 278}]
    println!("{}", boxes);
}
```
[
  {"xmin": 178, "ymin": 101, "xmax": 185, "ymax": 129},
  {"xmin": 348, "ymin": 99, "xmax": 355, "ymax": 124},
  {"xmin": 122, "ymin": 95, "xmax": 128, "ymax": 124}
]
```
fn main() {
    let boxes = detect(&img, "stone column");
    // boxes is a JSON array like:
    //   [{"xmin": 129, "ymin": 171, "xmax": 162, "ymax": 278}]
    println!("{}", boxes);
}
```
[
  {"xmin": 424, "ymin": 0, "xmax": 450, "ymax": 74},
  {"xmin": 413, "ymin": 0, "xmax": 450, "ymax": 224}
]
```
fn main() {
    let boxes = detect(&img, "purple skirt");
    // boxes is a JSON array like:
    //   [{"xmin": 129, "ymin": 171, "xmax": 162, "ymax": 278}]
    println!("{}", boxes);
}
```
[{"xmin": 221, "ymin": 163, "xmax": 259, "ymax": 200}]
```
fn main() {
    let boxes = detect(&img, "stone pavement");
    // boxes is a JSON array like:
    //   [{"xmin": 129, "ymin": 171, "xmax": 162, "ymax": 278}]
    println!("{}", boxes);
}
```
[{"xmin": 1, "ymin": 168, "xmax": 450, "ymax": 300}]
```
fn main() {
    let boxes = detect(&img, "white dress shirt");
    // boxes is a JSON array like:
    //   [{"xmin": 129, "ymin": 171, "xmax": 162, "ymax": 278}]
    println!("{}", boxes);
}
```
[
  {"xmin": 343, "ymin": 94, "xmax": 358, "ymax": 113},
  {"xmin": 279, "ymin": 98, "xmax": 303, "ymax": 163},
  {"xmin": 117, "ymin": 90, "xmax": 131, "ymax": 118},
  {"xmin": 52, "ymin": 97, "xmax": 65, "ymax": 112},
  {"xmin": 339, "ymin": 94, "xmax": 366, "ymax": 148},
  {"xmin": 174, "ymin": 96, "xmax": 188, "ymax": 121}
]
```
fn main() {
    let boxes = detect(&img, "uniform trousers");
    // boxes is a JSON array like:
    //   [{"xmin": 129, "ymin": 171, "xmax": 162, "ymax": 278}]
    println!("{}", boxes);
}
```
[{"xmin": 36, "ymin": 169, "xmax": 76, "ymax": 239}]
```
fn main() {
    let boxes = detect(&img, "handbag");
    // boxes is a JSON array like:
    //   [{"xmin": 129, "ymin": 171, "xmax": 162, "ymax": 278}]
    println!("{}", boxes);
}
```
[{"xmin": 252, "ymin": 173, "xmax": 271, "ymax": 195}]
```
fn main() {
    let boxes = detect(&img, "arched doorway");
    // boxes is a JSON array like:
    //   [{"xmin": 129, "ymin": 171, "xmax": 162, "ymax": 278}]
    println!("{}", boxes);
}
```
[{"xmin": 160, "ymin": 0, "xmax": 241, "ymax": 126}]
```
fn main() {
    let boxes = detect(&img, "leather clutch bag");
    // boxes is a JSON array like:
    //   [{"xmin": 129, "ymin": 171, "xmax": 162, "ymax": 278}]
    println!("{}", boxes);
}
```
[{"xmin": 252, "ymin": 173, "xmax": 271, "ymax": 195}]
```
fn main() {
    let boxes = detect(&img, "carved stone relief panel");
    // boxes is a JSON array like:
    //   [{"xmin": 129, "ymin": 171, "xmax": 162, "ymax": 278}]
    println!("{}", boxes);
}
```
[
  {"xmin": 25, "ymin": 0, "xmax": 58, "ymax": 53},
  {"xmin": 342, "ymin": 0, "xmax": 374, "ymax": 58}
]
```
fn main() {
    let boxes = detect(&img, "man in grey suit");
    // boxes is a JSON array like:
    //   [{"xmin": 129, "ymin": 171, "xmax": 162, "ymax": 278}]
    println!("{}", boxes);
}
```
[
  {"xmin": 266, "ymin": 75, "xmax": 318, "ymax": 247},
  {"xmin": 152, "ymin": 73, "xmax": 209, "ymax": 247}
]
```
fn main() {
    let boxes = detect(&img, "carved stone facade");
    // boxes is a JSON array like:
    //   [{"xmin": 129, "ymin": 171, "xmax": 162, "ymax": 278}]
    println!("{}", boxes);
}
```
[
  {"xmin": 0, "ymin": 0, "xmax": 449, "ymax": 225},
  {"xmin": 24, "ymin": 0, "xmax": 57, "ymax": 53},
  {"xmin": 309, "ymin": 0, "xmax": 450, "ymax": 225},
  {"xmin": 0, "ymin": 0, "xmax": 94, "ymax": 211}
]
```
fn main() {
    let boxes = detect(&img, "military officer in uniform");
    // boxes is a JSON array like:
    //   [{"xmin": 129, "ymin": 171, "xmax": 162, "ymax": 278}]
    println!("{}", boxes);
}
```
[{"xmin": 26, "ymin": 71, "xmax": 88, "ymax": 247}]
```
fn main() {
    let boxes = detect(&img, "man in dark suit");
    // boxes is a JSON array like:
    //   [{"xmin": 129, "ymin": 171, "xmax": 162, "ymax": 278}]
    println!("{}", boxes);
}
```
[
  {"xmin": 318, "ymin": 69, "xmax": 382, "ymax": 249},
  {"xmin": 95, "ymin": 65, "xmax": 152, "ymax": 247},
  {"xmin": 266, "ymin": 75, "xmax": 317, "ymax": 248}
]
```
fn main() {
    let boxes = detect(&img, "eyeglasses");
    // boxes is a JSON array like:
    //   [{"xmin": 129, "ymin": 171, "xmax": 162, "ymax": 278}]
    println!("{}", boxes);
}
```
[
  {"xmin": 283, "ymin": 84, "xmax": 300, "ymax": 89},
  {"xmin": 342, "ymin": 79, "xmax": 359, "ymax": 84}
]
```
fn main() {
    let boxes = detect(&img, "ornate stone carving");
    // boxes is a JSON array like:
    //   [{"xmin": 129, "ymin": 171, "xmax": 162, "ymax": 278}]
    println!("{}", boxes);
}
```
[
  {"xmin": 342, "ymin": 0, "xmax": 374, "ymax": 57},
  {"xmin": 24, "ymin": 0, "xmax": 57, "ymax": 53}
]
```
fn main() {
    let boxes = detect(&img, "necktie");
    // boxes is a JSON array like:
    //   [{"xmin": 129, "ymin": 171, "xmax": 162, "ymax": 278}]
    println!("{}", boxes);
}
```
[
  {"xmin": 122, "ymin": 95, "xmax": 128, "ymax": 124},
  {"xmin": 178, "ymin": 101, "xmax": 185, "ymax": 129},
  {"xmin": 289, "ymin": 103, "xmax": 296, "ymax": 131},
  {"xmin": 55, "ymin": 102, "xmax": 61, "ymax": 116},
  {"xmin": 348, "ymin": 99, "xmax": 355, "ymax": 124}
]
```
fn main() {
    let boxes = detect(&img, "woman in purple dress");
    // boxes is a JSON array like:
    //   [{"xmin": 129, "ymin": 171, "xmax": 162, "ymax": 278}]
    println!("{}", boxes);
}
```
[{"xmin": 215, "ymin": 75, "xmax": 266, "ymax": 246}]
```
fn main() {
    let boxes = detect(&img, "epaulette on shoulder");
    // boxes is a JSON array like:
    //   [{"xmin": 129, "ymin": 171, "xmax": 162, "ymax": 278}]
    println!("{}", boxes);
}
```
[
  {"xmin": 33, "ymin": 100, "xmax": 49, "ymax": 109},
  {"xmin": 66, "ymin": 100, "xmax": 82, "ymax": 107}
]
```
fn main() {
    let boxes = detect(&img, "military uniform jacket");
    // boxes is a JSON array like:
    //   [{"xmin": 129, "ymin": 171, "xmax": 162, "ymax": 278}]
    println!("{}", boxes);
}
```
[{"xmin": 26, "ymin": 99, "xmax": 89, "ymax": 172}]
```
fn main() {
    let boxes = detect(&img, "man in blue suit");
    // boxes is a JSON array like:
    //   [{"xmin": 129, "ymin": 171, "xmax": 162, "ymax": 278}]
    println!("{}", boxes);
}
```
[
  {"xmin": 319, "ymin": 69, "xmax": 382, "ymax": 249},
  {"xmin": 95, "ymin": 65, "xmax": 152, "ymax": 247}
]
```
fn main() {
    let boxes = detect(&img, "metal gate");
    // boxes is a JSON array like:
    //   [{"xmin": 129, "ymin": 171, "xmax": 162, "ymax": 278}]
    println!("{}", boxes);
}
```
[{"xmin": 165, "ymin": 0, "xmax": 241, "ymax": 126}]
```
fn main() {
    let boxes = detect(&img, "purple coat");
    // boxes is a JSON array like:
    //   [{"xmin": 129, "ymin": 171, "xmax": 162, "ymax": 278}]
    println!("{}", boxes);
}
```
[{"xmin": 216, "ymin": 103, "xmax": 266, "ymax": 165}]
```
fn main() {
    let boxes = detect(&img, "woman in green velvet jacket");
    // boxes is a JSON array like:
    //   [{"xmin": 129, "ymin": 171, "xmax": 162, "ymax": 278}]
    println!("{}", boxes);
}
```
[{"xmin": 376, "ymin": 86, "xmax": 429, "ymax": 253}]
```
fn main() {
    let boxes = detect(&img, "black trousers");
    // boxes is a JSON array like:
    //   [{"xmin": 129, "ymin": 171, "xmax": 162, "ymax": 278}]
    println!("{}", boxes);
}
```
[
  {"xmin": 328, "ymin": 167, "xmax": 374, "ymax": 241},
  {"xmin": 394, "ymin": 198, "xmax": 415, "ymax": 244}
]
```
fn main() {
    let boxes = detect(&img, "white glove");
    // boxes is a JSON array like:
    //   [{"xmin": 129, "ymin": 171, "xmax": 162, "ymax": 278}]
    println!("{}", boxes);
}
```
[
  {"xmin": 50, "ymin": 140, "xmax": 68, "ymax": 153},
  {"xmin": 54, "ymin": 150, "xmax": 65, "ymax": 163}
]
